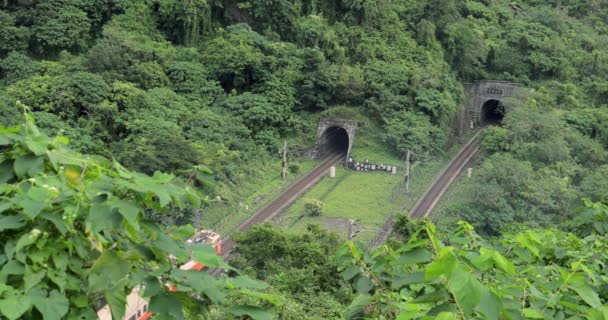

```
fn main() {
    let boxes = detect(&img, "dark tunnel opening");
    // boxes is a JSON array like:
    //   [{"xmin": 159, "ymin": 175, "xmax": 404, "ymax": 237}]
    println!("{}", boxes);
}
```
[
  {"xmin": 321, "ymin": 126, "xmax": 349, "ymax": 156},
  {"xmin": 481, "ymin": 99, "xmax": 505, "ymax": 126}
]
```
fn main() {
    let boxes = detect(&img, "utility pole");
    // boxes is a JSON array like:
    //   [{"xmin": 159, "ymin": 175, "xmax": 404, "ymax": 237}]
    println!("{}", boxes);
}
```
[
  {"xmin": 404, "ymin": 150, "xmax": 410, "ymax": 193},
  {"xmin": 281, "ymin": 140, "xmax": 287, "ymax": 181},
  {"xmin": 347, "ymin": 219, "xmax": 355, "ymax": 240},
  {"xmin": 194, "ymin": 208, "xmax": 201, "ymax": 230}
]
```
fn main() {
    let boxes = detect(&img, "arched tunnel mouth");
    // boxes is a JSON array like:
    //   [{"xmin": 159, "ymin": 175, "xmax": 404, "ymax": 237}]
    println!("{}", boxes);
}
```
[
  {"xmin": 481, "ymin": 99, "xmax": 505, "ymax": 126},
  {"xmin": 320, "ymin": 126, "xmax": 349, "ymax": 157}
]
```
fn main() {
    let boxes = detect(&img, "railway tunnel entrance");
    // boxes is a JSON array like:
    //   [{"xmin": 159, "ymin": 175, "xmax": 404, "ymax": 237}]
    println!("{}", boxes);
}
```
[
  {"xmin": 481, "ymin": 99, "xmax": 505, "ymax": 126},
  {"xmin": 458, "ymin": 80, "xmax": 518, "ymax": 138},
  {"xmin": 319, "ymin": 126, "xmax": 349, "ymax": 156},
  {"xmin": 315, "ymin": 119, "xmax": 357, "ymax": 161}
]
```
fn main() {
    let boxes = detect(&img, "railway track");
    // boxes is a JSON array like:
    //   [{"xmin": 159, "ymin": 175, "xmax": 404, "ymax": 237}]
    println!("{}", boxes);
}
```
[
  {"xmin": 209, "ymin": 152, "xmax": 345, "ymax": 274},
  {"xmin": 409, "ymin": 131, "xmax": 482, "ymax": 219}
]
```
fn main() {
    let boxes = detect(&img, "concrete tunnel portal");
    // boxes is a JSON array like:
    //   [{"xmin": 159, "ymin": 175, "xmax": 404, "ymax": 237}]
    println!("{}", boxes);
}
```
[
  {"xmin": 320, "ymin": 126, "xmax": 350, "ymax": 156},
  {"xmin": 315, "ymin": 119, "xmax": 357, "ymax": 161}
]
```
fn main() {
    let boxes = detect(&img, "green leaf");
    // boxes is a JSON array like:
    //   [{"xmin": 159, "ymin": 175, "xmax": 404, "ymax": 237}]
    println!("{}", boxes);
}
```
[
  {"xmin": 413, "ymin": 289, "xmax": 450, "ymax": 303},
  {"xmin": 47, "ymin": 269, "xmax": 67, "ymax": 293},
  {"xmin": 27, "ymin": 186, "xmax": 51, "ymax": 201},
  {"xmin": 47, "ymin": 149, "xmax": 87, "ymax": 169},
  {"xmin": 476, "ymin": 289, "xmax": 501, "ymax": 320},
  {"xmin": 0, "ymin": 214, "xmax": 25, "ymax": 232},
  {"xmin": 0, "ymin": 293, "xmax": 31, "ymax": 320},
  {"xmin": 148, "ymin": 184, "xmax": 171, "ymax": 207},
  {"xmin": 571, "ymin": 283, "xmax": 602, "ymax": 309},
  {"xmin": 0, "ymin": 134, "xmax": 10, "ymax": 146},
  {"xmin": 30, "ymin": 289, "xmax": 69, "ymax": 320},
  {"xmin": 24, "ymin": 114, "xmax": 41, "ymax": 136},
  {"xmin": 172, "ymin": 269, "xmax": 225, "ymax": 304},
  {"xmin": 515, "ymin": 234, "xmax": 540, "ymax": 258},
  {"xmin": 40, "ymin": 212, "xmax": 68, "ymax": 235},
  {"xmin": 111, "ymin": 199, "xmax": 141, "ymax": 230},
  {"xmin": 228, "ymin": 305, "xmax": 273, "ymax": 320},
  {"xmin": 104, "ymin": 285, "xmax": 127, "ymax": 320},
  {"xmin": 191, "ymin": 244, "xmax": 230, "ymax": 269},
  {"xmin": 523, "ymin": 308, "xmax": 545, "ymax": 319},
  {"xmin": 25, "ymin": 134, "xmax": 49, "ymax": 156},
  {"xmin": 425, "ymin": 247, "xmax": 458, "ymax": 280},
  {"xmin": 341, "ymin": 265, "xmax": 360, "ymax": 281},
  {"xmin": 154, "ymin": 233, "xmax": 187, "ymax": 260},
  {"xmin": 0, "ymin": 283, "xmax": 10, "ymax": 294},
  {"xmin": 149, "ymin": 292, "xmax": 183, "ymax": 320},
  {"xmin": 15, "ymin": 233, "xmax": 36, "ymax": 253},
  {"xmin": 344, "ymin": 294, "xmax": 371, "ymax": 320},
  {"xmin": 354, "ymin": 275, "xmax": 374, "ymax": 294},
  {"xmin": 0, "ymin": 160, "xmax": 15, "ymax": 183},
  {"xmin": 470, "ymin": 250, "xmax": 493, "ymax": 271},
  {"xmin": 396, "ymin": 239, "xmax": 429, "ymax": 253},
  {"xmin": 195, "ymin": 172, "xmax": 215, "ymax": 188},
  {"xmin": 1, "ymin": 260, "xmax": 24, "ymax": 276},
  {"xmin": 492, "ymin": 251, "xmax": 516, "ymax": 275},
  {"xmin": 20, "ymin": 198, "xmax": 46, "ymax": 219},
  {"xmin": 142, "ymin": 276, "xmax": 162, "ymax": 297},
  {"xmin": 434, "ymin": 312, "xmax": 457, "ymax": 320},
  {"xmin": 87, "ymin": 202, "xmax": 117, "ymax": 233},
  {"xmin": 24, "ymin": 267, "xmax": 46, "ymax": 292},
  {"xmin": 391, "ymin": 272, "xmax": 425, "ymax": 289},
  {"xmin": 447, "ymin": 268, "xmax": 483, "ymax": 315},
  {"xmin": 13, "ymin": 155, "xmax": 44, "ymax": 178},
  {"xmin": 396, "ymin": 248, "xmax": 433, "ymax": 265},
  {"xmin": 88, "ymin": 251, "xmax": 131, "ymax": 293}
]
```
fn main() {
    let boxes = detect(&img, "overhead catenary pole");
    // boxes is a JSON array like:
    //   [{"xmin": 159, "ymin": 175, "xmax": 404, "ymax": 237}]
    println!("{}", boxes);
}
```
[
  {"xmin": 404, "ymin": 150, "xmax": 411, "ymax": 193},
  {"xmin": 281, "ymin": 140, "xmax": 287, "ymax": 181}
]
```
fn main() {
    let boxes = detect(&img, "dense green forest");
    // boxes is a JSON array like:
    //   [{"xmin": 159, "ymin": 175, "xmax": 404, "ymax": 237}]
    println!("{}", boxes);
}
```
[{"xmin": 1, "ymin": 0, "xmax": 608, "ymax": 319}]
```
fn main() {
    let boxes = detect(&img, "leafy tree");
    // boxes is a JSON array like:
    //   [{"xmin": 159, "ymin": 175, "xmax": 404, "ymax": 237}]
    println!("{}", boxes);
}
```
[
  {"xmin": 31, "ymin": 0, "xmax": 92, "ymax": 55},
  {"xmin": 336, "ymin": 216, "xmax": 608, "ymax": 319},
  {"xmin": 0, "ymin": 52, "xmax": 39, "ymax": 85},
  {"xmin": 199, "ymin": 24, "xmax": 265, "ymax": 92},
  {"xmin": 384, "ymin": 111, "xmax": 445, "ymax": 158},
  {"xmin": 443, "ymin": 20, "xmax": 486, "ymax": 80},
  {"xmin": 233, "ymin": 0, "xmax": 298, "ymax": 40},
  {"xmin": 0, "ymin": 114, "xmax": 274, "ymax": 320},
  {"xmin": 126, "ymin": 61, "xmax": 170, "ymax": 89},
  {"xmin": 0, "ymin": 10, "xmax": 29, "ymax": 57},
  {"xmin": 155, "ymin": 0, "xmax": 214, "ymax": 45},
  {"xmin": 333, "ymin": 64, "xmax": 366, "ymax": 105},
  {"xmin": 295, "ymin": 48, "xmax": 336, "ymax": 111},
  {"xmin": 228, "ymin": 224, "xmax": 349, "ymax": 319}
]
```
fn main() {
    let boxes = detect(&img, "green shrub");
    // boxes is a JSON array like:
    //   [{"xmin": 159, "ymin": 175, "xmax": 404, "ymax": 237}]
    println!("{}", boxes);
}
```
[
  {"xmin": 305, "ymin": 199, "xmax": 325, "ymax": 216},
  {"xmin": 288, "ymin": 163, "xmax": 301, "ymax": 175}
]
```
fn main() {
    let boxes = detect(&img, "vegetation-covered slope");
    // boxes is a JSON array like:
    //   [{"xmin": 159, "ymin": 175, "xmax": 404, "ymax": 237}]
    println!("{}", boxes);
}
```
[
  {"xmin": 2, "ymin": 0, "xmax": 608, "ymax": 232},
  {"xmin": 2, "ymin": 0, "xmax": 608, "ymax": 318}
]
